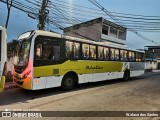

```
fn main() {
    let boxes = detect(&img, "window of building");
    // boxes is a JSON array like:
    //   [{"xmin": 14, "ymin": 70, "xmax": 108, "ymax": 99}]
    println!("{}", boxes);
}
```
[
  {"xmin": 82, "ymin": 44, "xmax": 89, "ymax": 59},
  {"xmin": 90, "ymin": 45, "xmax": 97, "ymax": 59},
  {"xmin": 98, "ymin": 46, "xmax": 104, "ymax": 60},
  {"xmin": 118, "ymin": 30, "xmax": 126, "ymax": 40},
  {"xmin": 110, "ymin": 27, "xmax": 118, "ymax": 38},
  {"xmin": 102, "ymin": 26, "xmax": 109, "ymax": 35}
]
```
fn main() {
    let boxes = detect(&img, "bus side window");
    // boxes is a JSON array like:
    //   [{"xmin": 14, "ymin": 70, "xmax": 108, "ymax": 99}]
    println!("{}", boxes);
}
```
[
  {"xmin": 139, "ymin": 53, "xmax": 144, "ymax": 62},
  {"xmin": 43, "ymin": 42, "xmax": 52, "ymax": 59},
  {"xmin": 73, "ymin": 42, "xmax": 80, "ymax": 59},
  {"xmin": 115, "ymin": 49, "xmax": 119, "ymax": 60},
  {"xmin": 132, "ymin": 52, "xmax": 135, "ymax": 61},
  {"xmin": 66, "ymin": 41, "xmax": 74, "ymax": 59},
  {"xmin": 104, "ymin": 47, "xmax": 109, "ymax": 60},
  {"xmin": 120, "ymin": 50, "xmax": 124, "ymax": 61},
  {"xmin": 45, "ymin": 44, "xmax": 60, "ymax": 61},
  {"xmin": 124, "ymin": 50, "xmax": 128, "ymax": 61},
  {"xmin": 35, "ymin": 43, "xmax": 43, "ymax": 59},
  {"xmin": 129, "ymin": 51, "xmax": 135, "ymax": 61},
  {"xmin": 98, "ymin": 46, "xmax": 104, "ymax": 60},
  {"xmin": 110, "ymin": 48, "xmax": 115, "ymax": 60},
  {"xmin": 82, "ymin": 44, "xmax": 89, "ymax": 59},
  {"xmin": 136, "ymin": 52, "xmax": 139, "ymax": 62},
  {"xmin": 90, "ymin": 45, "xmax": 96, "ymax": 59},
  {"xmin": 53, "ymin": 45, "xmax": 60, "ymax": 61},
  {"xmin": 141, "ymin": 53, "xmax": 144, "ymax": 61},
  {"xmin": 110, "ymin": 48, "xmax": 119, "ymax": 60}
]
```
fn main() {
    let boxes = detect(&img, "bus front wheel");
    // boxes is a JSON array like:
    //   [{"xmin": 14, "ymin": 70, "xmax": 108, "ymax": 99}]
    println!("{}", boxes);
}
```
[
  {"xmin": 61, "ymin": 74, "xmax": 76, "ymax": 90},
  {"xmin": 123, "ymin": 70, "xmax": 130, "ymax": 81}
]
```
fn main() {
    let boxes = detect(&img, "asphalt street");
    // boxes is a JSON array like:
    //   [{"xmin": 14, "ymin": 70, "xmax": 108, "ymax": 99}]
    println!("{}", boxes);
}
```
[{"xmin": 0, "ymin": 72, "xmax": 160, "ymax": 120}]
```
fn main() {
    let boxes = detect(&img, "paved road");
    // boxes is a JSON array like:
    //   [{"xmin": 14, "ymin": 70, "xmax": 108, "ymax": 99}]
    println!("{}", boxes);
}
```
[{"xmin": 0, "ymin": 72, "xmax": 160, "ymax": 120}]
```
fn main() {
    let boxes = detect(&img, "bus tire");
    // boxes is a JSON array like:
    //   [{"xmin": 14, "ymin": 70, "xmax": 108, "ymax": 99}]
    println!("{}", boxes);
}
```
[
  {"xmin": 123, "ymin": 70, "xmax": 130, "ymax": 81},
  {"xmin": 61, "ymin": 74, "xmax": 76, "ymax": 90}
]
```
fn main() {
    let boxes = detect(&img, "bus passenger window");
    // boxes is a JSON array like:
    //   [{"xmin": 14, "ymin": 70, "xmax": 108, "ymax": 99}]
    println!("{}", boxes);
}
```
[
  {"xmin": 98, "ymin": 46, "xmax": 104, "ymax": 60},
  {"xmin": 42, "ymin": 43, "xmax": 60, "ymax": 61},
  {"xmin": 52, "ymin": 45, "xmax": 60, "ymax": 61},
  {"xmin": 121, "ymin": 50, "xmax": 128, "ymax": 61},
  {"xmin": 120, "ymin": 50, "xmax": 124, "ymax": 61},
  {"xmin": 82, "ymin": 44, "xmax": 89, "ymax": 59},
  {"xmin": 136, "ymin": 52, "xmax": 139, "ymax": 62},
  {"xmin": 129, "ymin": 52, "xmax": 135, "ymax": 61},
  {"xmin": 110, "ymin": 48, "xmax": 115, "ymax": 60},
  {"xmin": 35, "ymin": 43, "xmax": 42, "ymax": 59},
  {"xmin": 66, "ymin": 41, "xmax": 73, "ymax": 59},
  {"xmin": 90, "ymin": 45, "xmax": 96, "ymax": 59},
  {"xmin": 129, "ymin": 52, "xmax": 132, "ymax": 61},
  {"xmin": 124, "ymin": 51, "xmax": 128, "ymax": 61},
  {"xmin": 43, "ymin": 42, "xmax": 52, "ymax": 59},
  {"xmin": 110, "ymin": 48, "xmax": 119, "ymax": 61},
  {"xmin": 73, "ymin": 42, "xmax": 80, "ymax": 59},
  {"xmin": 139, "ymin": 53, "xmax": 144, "ymax": 62},
  {"xmin": 141, "ymin": 53, "xmax": 144, "ymax": 61},
  {"xmin": 132, "ymin": 52, "xmax": 135, "ymax": 61},
  {"xmin": 104, "ymin": 48, "xmax": 109, "ymax": 60},
  {"xmin": 115, "ymin": 49, "xmax": 119, "ymax": 60}
]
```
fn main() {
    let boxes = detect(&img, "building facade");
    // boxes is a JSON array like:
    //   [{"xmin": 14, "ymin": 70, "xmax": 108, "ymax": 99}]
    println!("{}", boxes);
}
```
[{"xmin": 64, "ymin": 17, "xmax": 127, "ymax": 45}]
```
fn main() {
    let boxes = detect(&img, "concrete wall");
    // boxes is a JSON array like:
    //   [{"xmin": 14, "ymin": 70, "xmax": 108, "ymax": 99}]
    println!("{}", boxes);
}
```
[
  {"xmin": 64, "ymin": 23, "xmax": 102, "ymax": 41},
  {"xmin": 145, "ymin": 61, "xmax": 158, "ymax": 70}
]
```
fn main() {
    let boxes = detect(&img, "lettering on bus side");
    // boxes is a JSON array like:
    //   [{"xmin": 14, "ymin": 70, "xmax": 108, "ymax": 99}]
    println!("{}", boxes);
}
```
[{"xmin": 86, "ymin": 65, "xmax": 103, "ymax": 70}]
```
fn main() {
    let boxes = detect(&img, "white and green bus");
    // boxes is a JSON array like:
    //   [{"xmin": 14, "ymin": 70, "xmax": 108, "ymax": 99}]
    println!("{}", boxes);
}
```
[
  {"xmin": 0, "ymin": 26, "xmax": 7, "ymax": 92},
  {"xmin": 13, "ymin": 30, "xmax": 145, "ymax": 90}
]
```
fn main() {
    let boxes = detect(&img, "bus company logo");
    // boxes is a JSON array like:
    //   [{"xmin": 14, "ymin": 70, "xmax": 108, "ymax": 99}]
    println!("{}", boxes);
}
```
[{"xmin": 86, "ymin": 65, "xmax": 103, "ymax": 70}]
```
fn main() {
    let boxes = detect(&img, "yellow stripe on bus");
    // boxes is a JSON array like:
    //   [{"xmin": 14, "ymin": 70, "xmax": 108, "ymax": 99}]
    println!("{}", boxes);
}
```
[{"xmin": 33, "ymin": 60, "xmax": 123, "ymax": 77}]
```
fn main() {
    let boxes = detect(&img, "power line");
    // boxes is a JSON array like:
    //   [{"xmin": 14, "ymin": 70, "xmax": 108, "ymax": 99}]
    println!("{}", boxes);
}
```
[{"xmin": 88, "ymin": 0, "xmax": 159, "ymax": 45}]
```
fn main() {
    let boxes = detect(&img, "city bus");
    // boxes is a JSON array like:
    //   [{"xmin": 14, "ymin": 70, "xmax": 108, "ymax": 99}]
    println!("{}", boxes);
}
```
[
  {"xmin": 0, "ymin": 26, "xmax": 7, "ymax": 92},
  {"xmin": 13, "ymin": 30, "xmax": 145, "ymax": 90}
]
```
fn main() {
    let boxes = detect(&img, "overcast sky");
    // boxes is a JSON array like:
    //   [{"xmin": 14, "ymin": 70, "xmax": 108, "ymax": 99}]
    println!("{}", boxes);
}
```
[{"xmin": 0, "ymin": 0, "xmax": 160, "ymax": 49}]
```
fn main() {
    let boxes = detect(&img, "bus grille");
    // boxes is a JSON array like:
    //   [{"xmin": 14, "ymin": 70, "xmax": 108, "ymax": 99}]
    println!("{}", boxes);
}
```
[{"xmin": 14, "ymin": 65, "xmax": 25, "ymax": 73}]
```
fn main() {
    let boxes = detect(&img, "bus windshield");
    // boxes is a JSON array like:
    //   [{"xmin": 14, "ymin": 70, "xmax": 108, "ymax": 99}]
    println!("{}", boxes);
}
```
[{"xmin": 14, "ymin": 38, "xmax": 31, "ymax": 66}]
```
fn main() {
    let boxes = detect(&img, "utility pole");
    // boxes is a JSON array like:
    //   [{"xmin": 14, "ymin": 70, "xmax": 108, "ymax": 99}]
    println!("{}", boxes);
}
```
[
  {"xmin": 38, "ymin": 0, "xmax": 49, "ymax": 30},
  {"xmin": 5, "ymin": 0, "xmax": 13, "ymax": 29}
]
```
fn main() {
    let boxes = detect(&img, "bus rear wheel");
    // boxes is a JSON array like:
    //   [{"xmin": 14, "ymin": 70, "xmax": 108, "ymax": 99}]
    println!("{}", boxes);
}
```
[
  {"xmin": 123, "ymin": 70, "xmax": 130, "ymax": 81},
  {"xmin": 61, "ymin": 74, "xmax": 76, "ymax": 90}
]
